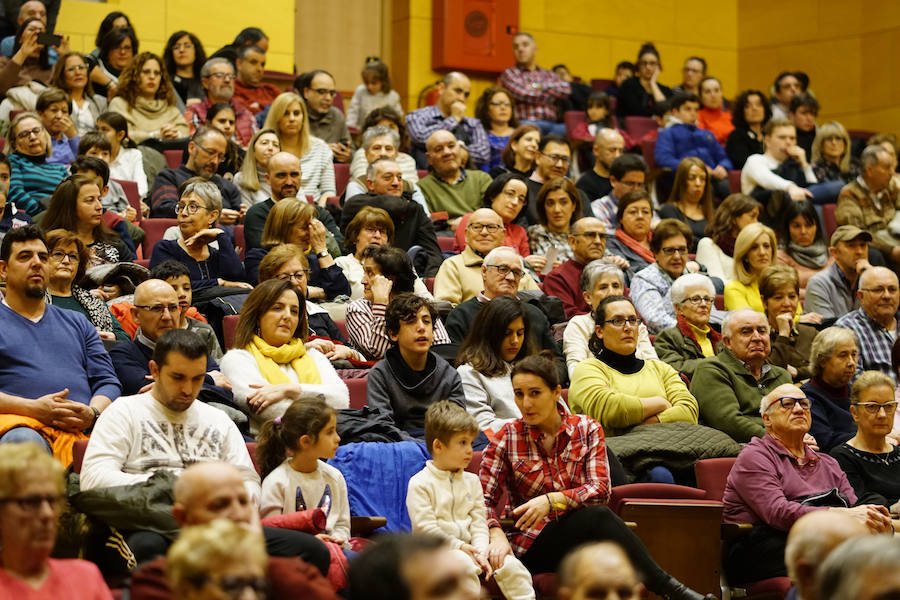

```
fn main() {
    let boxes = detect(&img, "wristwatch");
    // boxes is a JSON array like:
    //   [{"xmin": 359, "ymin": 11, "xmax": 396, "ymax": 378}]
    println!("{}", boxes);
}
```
[{"xmin": 317, "ymin": 249, "xmax": 329, "ymax": 258}]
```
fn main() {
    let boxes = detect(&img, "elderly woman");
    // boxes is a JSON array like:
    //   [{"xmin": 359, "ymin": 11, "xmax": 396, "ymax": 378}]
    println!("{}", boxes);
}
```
[
  {"xmin": 45, "ymin": 229, "xmax": 128, "ymax": 342},
  {"xmin": 149, "ymin": 178, "xmax": 249, "ymax": 293},
  {"xmin": 659, "ymin": 157, "xmax": 715, "ymax": 249},
  {"xmin": 491, "ymin": 124, "xmax": 540, "ymax": 178},
  {"xmin": 801, "ymin": 327, "xmax": 860, "ymax": 452},
  {"xmin": 482, "ymin": 354, "xmax": 708, "ymax": 600},
  {"xmin": 811, "ymin": 121, "xmax": 858, "ymax": 183},
  {"xmin": 695, "ymin": 193, "xmax": 761, "ymax": 283},
  {"xmin": 0, "ymin": 443, "xmax": 112, "ymax": 597},
  {"xmin": 604, "ymin": 188, "xmax": 656, "ymax": 283},
  {"xmin": 334, "ymin": 206, "xmax": 430, "ymax": 301},
  {"xmin": 453, "ymin": 172, "xmax": 530, "ymax": 258},
  {"xmin": 36, "ymin": 88, "xmax": 80, "ymax": 166},
  {"xmin": 41, "ymin": 173, "xmax": 132, "ymax": 264},
  {"xmin": 776, "ymin": 200, "xmax": 833, "ymax": 295},
  {"xmin": 220, "ymin": 279, "xmax": 348, "ymax": 432},
  {"xmin": 349, "ymin": 108, "xmax": 419, "ymax": 182},
  {"xmin": 653, "ymin": 273, "xmax": 722, "ymax": 380},
  {"xmin": 475, "ymin": 85, "xmax": 518, "ymax": 172},
  {"xmin": 243, "ymin": 199, "xmax": 348, "ymax": 300},
  {"xmin": 831, "ymin": 371, "xmax": 900, "ymax": 514},
  {"xmin": 166, "ymin": 519, "xmax": 267, "ymax": 600},
  {"xmin": 761, "ymin": 265, "xmax": 818, "ymax": 381},
  {"xmin": 526, "ymin": 177, "xmax": 581, "ymax": 268},
  {"xmin": 233, "ymin": 129, "xmax": 279, "ymax": 207},
  {"xmin": 8, "ymin": 111, "xmax": 69, "ymax": 216},
  {"xmin": 722, "ymin": 383, "xmax": 892, "ymax": 585},
  {"xmin": 563, "ymin": 260, "xmax": 656, "ymax": 378}
]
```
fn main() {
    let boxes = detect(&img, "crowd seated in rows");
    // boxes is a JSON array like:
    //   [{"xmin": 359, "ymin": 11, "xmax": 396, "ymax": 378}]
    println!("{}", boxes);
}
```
[{"xmin": 653, "ymin": 273, "xmax": 720, "ymax": 380}]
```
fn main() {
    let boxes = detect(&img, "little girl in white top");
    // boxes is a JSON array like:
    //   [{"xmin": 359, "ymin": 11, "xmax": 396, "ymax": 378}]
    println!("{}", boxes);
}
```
[
  {"xmin": 346, "ymin": 59, "xmax": 403, "ymax": 130},
  {"xmin": 258, "ymin": 397, "xmax": 351, "ymax": 548}
]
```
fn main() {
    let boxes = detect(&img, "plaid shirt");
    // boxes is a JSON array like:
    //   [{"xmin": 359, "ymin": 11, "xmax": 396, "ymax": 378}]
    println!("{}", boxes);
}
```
[
  {"xmin": 500, "ymin": 65, "xmax": 571, "ymax": 122},
  {"xmin": 479, "ymin": 401, "xmax": 610, "ymax": 556},
  {"xmin": 185, "ymin": 97, "xmax": 258, "ymax": 147},
  {"xmin": 835, "ymin": 308, "xmax": 900, "ymax": 381},
  {"xmin": 405, "ymin": 105, "xmax": 490, "ymax": 166}
]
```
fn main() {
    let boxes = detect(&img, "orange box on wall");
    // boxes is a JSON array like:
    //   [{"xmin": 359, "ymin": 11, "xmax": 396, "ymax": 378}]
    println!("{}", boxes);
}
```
[{"xmin": 431, "ymin": 0, "xmax": 518, "ymax": 74}]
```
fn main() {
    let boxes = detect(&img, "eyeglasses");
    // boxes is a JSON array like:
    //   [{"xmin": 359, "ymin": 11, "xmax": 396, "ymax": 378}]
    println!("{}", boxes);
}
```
[
  {"xmin": 174, "ymin": 201, "xmax": 206, "ymax": 215},
  {"xmin": 487, "ymin": 264, "xmax": 524, "ymax": 279},
  {"xmin": 768, "ymin": 396, "xmax": 811, "ymax": 412},
  {"xmin": 311, "ymin": 88, "xmax": 338, "ymax": 97},
  {"xmin": 50, "ymin": 250, "xmax": 78, "ymax": 263},
  {"xmin": 860, "ymin": 286, "xmax": 900, "ymax": 295},
  {"xmin": 172, "ymin": 42, "xmax": 194, "ymax": 51},
  {"xmin": 194, "ymin": 142, "xmax": 225, "ymax": 162},
  {"xmin": 824, "ymin": 135, "xmax": 844, "ymax": 143},
  {"xmin": 660, "ymin": 246, "xmax": 689, "ymax": 256},
  {"xmin": 65, "ymin": 64, "xmax": 87, "ymax": 73},
  {"xmin": 603, "ymin": 316, "xmax": 642, "ymax": 328},
  {"xmin": 115, "ymin": 44, "xmax": 133, "ymax": 53},
  {"xmin": 852, "ymin": 401, "xmax": 899, "ymax": 415},
  {"xmin": 619, "ymin": 180, "xmax": 645, "ymax": 189},
  {"xmin": 0, "ymin": 494, "xmax": 62, "ymax": 512},
  {"xmin": 363, "ymin": 225, "xmax": 388, "ymax": 235},
  {"xmin": 275, "ymin": 271, "xmax": 309, "ymax": 282},
  {"xmin": 681, "ymin": 295, "xmax": 714, "ymax": 306},
  {"xmin": 208, "ymin": 72, "xmax": 236, "ymax": 82},
  {"xmin": 467, "ymin": 223, "xmax": 503, "ymax": 234},
  {"xmin": 189, "ymin": 575, "xmax": 267, "ymax": 599},
  {"xmin": 638, "ymin": 59, "xmax": 659, "ymax": 67},
  {"xmin": 543, "ymin": 153, "xmax": 570, "ymax": 164},
  {"xmin": 134, "ymin": 303, "xmax": 179, "ymax": 315},
  {"xmin": 140, "ymin": 68, "xmax": 161, "ymax": 77},
  {"xmin": 489, "ymin": 100, "xmax": 511, "ymax": 107},
  {"xmin": 573, "ymin": 231, "xmax": 607, "ymax": 241},
  {"xmin": 15, "ymin": 126, "xmax": 42, "ymax": 140}
]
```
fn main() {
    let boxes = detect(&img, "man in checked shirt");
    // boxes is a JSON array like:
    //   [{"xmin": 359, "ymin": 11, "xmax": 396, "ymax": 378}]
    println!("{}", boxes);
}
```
[{"xmin": 500, "ymin": 33, "xmax": 571, "ymax": 137}]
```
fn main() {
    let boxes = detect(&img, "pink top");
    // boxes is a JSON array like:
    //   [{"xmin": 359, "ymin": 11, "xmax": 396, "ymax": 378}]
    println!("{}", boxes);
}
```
[
  {"xmin": 453, "ymin": 212, "xmax": 530, "ymax": 257},
  {"xmin": 776, "ymin": 249, "xmax": 835, "ymax": 300},
  {"xmin": 0, "ymin": 559, "xmax": 113, "ymax": 599}
]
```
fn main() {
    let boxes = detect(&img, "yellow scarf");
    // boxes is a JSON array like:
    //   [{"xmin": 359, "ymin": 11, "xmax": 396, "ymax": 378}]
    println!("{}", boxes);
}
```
[{"xmin": 247, "ymin": 335, "xmax": 322, "ymax": 385}]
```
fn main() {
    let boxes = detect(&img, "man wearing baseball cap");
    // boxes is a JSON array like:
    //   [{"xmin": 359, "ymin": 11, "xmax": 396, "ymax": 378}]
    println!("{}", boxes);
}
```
[{"xmin": 804, "ymin": 225, "xmax": 872, "ymax": 321}]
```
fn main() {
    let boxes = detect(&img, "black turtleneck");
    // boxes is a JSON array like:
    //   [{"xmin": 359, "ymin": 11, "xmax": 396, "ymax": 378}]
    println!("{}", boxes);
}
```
[{"xmin": 598, "ymin": 347, "xmax": 644, "ymax": 374}]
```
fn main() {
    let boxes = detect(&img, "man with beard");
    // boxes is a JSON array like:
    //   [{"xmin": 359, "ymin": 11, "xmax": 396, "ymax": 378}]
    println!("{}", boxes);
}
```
[
  {"xmin": 184, "ymin": 57, "xmax": 258, "ymax": 146},
  {"xmin": 0, "ymin": 225, "xmax": 119, "ymax": 452}
]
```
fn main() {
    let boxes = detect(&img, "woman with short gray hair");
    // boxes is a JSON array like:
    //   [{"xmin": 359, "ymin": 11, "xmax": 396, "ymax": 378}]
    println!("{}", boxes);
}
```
[
  {"xmin": 349, "ymin": 121, "xmax": 421, "ymax": 187},
  {"xmin": 653, "ymin": 273, "xmax": 720, "ymax": 380},
  {"xmin": 800, "ymin": 327, "xmax": 860, "ymax": 452}
]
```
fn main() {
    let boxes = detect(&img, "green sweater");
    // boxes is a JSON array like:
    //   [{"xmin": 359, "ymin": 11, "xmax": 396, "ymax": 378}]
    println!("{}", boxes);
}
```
[
  {"xmin": 417, "ymin": 169, "xmax": 492, "ymax": 219},
  {"xmin": 569, "ymin": 357, "xmax": 699, "ymax": 436},
  {"xmin": 689, "ymin": 347, "xmax": 791, "ymax": 443}
]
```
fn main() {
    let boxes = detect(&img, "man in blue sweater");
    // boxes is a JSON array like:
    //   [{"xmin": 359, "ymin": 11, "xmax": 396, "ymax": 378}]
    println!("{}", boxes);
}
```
[
  {"xmin": 0, "ymin": 225, "xmax": 120, "ymax": 451},
  {"xmin": 655, "ymin": 93, "xmax": 732, "ymax": 199}
]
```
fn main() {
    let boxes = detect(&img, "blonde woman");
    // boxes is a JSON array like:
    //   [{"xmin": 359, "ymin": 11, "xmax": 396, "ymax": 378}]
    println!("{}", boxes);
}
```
[
  {"xmin": 811, "ymin": 121, "xmax": 858, "ymax": 183},
  {"xmin": 232, "ymin": 128, "xmax": 280, "ymax": 207}
]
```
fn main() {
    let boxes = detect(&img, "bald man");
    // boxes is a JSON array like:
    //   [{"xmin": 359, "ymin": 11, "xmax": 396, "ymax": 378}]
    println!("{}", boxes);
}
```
[
  {"xmin": 109, "ymin": 280, "xmax": 232, "ymax": 399},
  {"xmin": 576, "ymin": 128, "xmax": 625, "ymax": 201},
  {"xmin": 835, "ymin": 266, "xmax": 900, "ymax": 379},
  {"xmin": 557, "ymin": 541, "xmax": 642, "ymax": 600},
  {"xmin": 129, "ymin": 462, "xmax": 335, "ymax": 599},
  {"xmin": 785, "ymin": 511, "xmax": 868, "ymax": 600},
  {"xmin": 406, "ymin": 71, "xmax": 489, "ymax": 169}
]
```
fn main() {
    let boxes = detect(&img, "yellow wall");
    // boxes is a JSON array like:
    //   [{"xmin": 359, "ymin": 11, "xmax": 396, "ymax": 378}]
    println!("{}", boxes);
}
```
[{"xmin": 54, "ymin": 0, "xmax": 295, "ymax": 72}]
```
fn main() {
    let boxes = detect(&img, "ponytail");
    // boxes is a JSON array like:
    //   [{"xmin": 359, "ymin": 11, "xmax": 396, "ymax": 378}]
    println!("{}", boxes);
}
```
[{"xmin": 255, "ymin": 398, "xmax": 336, "ymax": 479}]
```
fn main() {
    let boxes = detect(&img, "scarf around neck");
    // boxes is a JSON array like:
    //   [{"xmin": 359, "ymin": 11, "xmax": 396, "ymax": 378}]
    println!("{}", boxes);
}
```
[
  {"xmin": 247, "ymin": 335, "xmax": 321, "ymax": 385},
  {"xmin": 614, "ymin": 228, "xmax": 655, "ymax": 264},
  {"xmin": 786, "ymin": 240, "xmax": 828, "ymax": 269}
]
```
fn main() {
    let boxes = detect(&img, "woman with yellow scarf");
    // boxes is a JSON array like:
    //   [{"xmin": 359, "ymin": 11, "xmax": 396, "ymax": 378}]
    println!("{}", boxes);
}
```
[{"xmin": 220, "ymin": 279, "xmax": 349, "ymax": 432}]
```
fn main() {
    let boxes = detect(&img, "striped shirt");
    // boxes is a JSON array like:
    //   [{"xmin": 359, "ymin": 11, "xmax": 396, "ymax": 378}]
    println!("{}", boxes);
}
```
[
  {"xmin": 299, "ymin": 137, "xmax": 336, "ymax": 200},
  {"xmin": 500, "ymin": 65, "xmax": 571, "ymax": 123},
  {"xmin": 345, "ymin": 298, "xmax": 451, "ymax": 361},
  {"xmin": 835, "ymin": 308, "xmax": 899, "ymax": 381},
  {"xmin": 9, "ymin": 152, "xmax": 68, "ymax": 216},
  {"xmin": 405, "ymin": 105, "xmax": 490, "ymax": 166}
]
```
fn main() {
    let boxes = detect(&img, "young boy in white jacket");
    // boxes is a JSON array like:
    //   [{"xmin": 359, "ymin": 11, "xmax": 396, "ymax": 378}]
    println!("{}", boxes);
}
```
[{"xmin": 406, "ymin": 400, "xmax": 535, "ymax": 600}]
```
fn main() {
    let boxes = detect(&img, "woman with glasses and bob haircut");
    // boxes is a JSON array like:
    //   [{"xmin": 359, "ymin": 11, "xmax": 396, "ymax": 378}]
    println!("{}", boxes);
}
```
[
  {"xmin": 7, "ymin": 111, "xmax": 68, "ymax": 217},
  {"xmin": 0, "ymin": 443, "xmax": 113, "ymax": 597},
  {"xmin": 653, "ymin": 273, "xmax": 721, "ymax": 380}
]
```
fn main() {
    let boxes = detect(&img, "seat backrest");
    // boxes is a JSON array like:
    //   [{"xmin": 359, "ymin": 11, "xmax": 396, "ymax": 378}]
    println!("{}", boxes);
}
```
[
  {"xmin": 112, "ymin": 178, "xmax": 142, "ymax": 221},
  {"xmin": 822, "ymin": 203, "xmax": 838, "ymax": 240},
  {"xmin": 233, "ymin": 225, "xmax": 245, "ymax": 260},
  {"xmin": 728, "ymin": 170, "xmax": 742, "ymax": 194},
  {"xmin": 624, "ymin": 116, "xmax": 657, "ymax": 140},
  {"xmin": 141, "ymin": 218, "xmax": 178, "ymax": 257},
  {"xmin": 424, "ymin": 277, "xmax": 435, "ymax": 294},
  {"xmin": 334, "ymin": 163, "xmax": 351, "ymax": 197},
  {"xmin": 608, "ymin": 482, "xmax": 708, "ymax": 515},
  {"xmin": 334, "ymin": 319, "xmax": 348, "ymax": 341},
  {"xmin": 223, "ymin": 314, "xmax": 240, "ymax": 350},
  {"xmin": 563, "ymin": 110, "xmax": 586, "ymax": 143},
  {"xmin": 437, "ymin": 236, "xmax": 454, "ymax": 253},
  {"xmin": 465, "ymin": 450, "xmax": 483, "ymax": 474},
  {"xmin": 163, "ymin": 149, "xmax": 182, "ymax": 169},
  {"xmin": 417, "ymin": 169, "xmax": 428, "ymax": 180},
  {"xmin": 694, "ymin": 457, "xmax": 737, "ymax": 501},
  {"xmin": 73, "ymin": 439, "xmax": 89, "ymax": 473},
  {"xmin": 246, "ymin": 441, "xmax": 260, "ymax": 475},
  {"xmin": 590, "ymin": 78, "xmax": 614, "ymax": 91},
  {"xmin": 641, "ymin": 138, "xmax": 657, "ymax": 170},
  {"xmin": 344, "ymin": 376, "xmax": 367, "ymax": 409}
]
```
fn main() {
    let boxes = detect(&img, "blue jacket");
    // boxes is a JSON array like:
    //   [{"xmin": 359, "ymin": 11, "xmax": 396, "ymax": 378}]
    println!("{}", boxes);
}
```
[{"xmin": 655, "ymin": 123, "xmax": 733, "ymax": 171}]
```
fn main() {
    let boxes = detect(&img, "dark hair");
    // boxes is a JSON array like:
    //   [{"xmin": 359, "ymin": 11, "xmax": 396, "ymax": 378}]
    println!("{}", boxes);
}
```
[
  {"xmin": 233, "ymin": 27, "xmax": 267, "ymax": 47},
  {"xmin": 0, "ymin": 152, "xmax": 10, "ymax": 174},
  {"xmin": 296, "ymin": 69, "xmax": 334, "ymax": 95},
  {"xmin": 0, "ymin": 224, "xmax": 45, "ymax": 261},
  {"xmin": 191, "ymin": 125, "xmax": 226, "ymax": 146},
  {"xmin": 482, "ymin": 171, "xmax": 528, "ymax": 214},
  {"xmin": 115, "ymin": 52, "xmax": 175, "ymax": 108},
  {"xmin": 45, "ymin": 228, "xmax": 89, "ymax": 285},
  {"xmin": 96, "ymin": 111, "xmax": 137, "ymax": 148},
  {"xmin": 667, "ymin": 156, "xmax": 714, "ymax": 222},
  {"xmin": 616, "ymin": 61, "xmax": 634, "ymax": 72},
  {"xmin": 609, "ymin": 153, "xmax": 647, "ymax": 180},
  {"xmin": 205, "ymin": 103, "xmax": 241, "ymax": 168},
  {"xmin": 588, "ymin": 295, "xmax": 634, "ymax": 356},
  {"xmin": 77, "ymin": 131, "xmax": 112, "ymax": 156},
  {"xmin": 70, "ymin": 155, "xmax": 110, "ymax": 186},
  {"xmin": 234, "ymin": 279, "xmax": 308, "ymax": 348},
  {"xmin": 94, "ymin": 11, "xmax": 133, "ymax": 48},
  {"xmin": 704, "ymin": 193, "xmax": 761, "ymax": 242},
  {"xmin": 348, "ymin": 534, "xmax": 448, "ymax": 600},
  {"xmin": 789, "ymin": 92, "xmax": 819, "ymax": 115},
  {"xmin": 538, "ymin": 134, "xmax": 569, "ymax": 154},
  {"xmin": 651, "ymin": 219, "xmax": 693, "ymax": 254},
  {"xmin": 361, "ymin": 107, "xmax": 407, "ymax": 150},
  {"xmin": 344, "ymin": 206, "xmax": 394, "ymax": 254},
  {"xmin": 50, "ymin": 52, "xmax": 96, "ymax": 96},
  {"xmin": 163, "ymin": 31, "xmax": 206, "ymax": 80},
  {"xmin": 670, "ymin": 92, "xmax": 700, "ymax": 111},
  {"xmin": 500, "ymin": 124, "xmax": 540, "ymax": 169},
  {"xmin": 150, "ymin": 259, "xmax": 191, "ymax": 282},
  {"xmin": 236, "ymin": 44, "xmax": 265, "ymax": 61},
  {"xmin": 256, "ymin": 397, "xmax": 335, "ymax": 479},
  {"xmin": 99, "ymin": 27, "xmax": 139, "ymax": 66},
  {"xmin": 360, "ymin": 244, "xmax": 415, "ymax": 295},
  {"xmin": 457, "ymin": 295, "xmax": 536, "ymax": 376},
  {"xmin": 152, "ymin": 328, "xmax": 207, "ymax": 366},
  {"xmin": 510, "ymin": 351, "xmax": 560, "ymax": 390},
  {"xmin": 585, "ymin": 91, "xmax": 614, "ymax": 127},
  {"xmin": 384, "ymin": 293, "xmax": 438, "ymax": 343},
  {"xmin": 891, "ymin": 336, "xmax": 900, "ymax": 377},
  {"xmin": 781, "ymin": 199, "xmax": 825, "ymax": 248},
  {"xmin": 774, "ymin": 71, "xmax": 800, "ymax": 93},
  {"xmin": 636, "ymin": 42, "xmax": 661, "ymax": 68},
  {"xmin": 685, "ymin": 56, "xmax": 707, "ymax": 73},
  {"xmin": 35, "ymin": 87, "xmax": 71, "ymax": 115},
  {"xmin": 207, "ymin": 102, "xmax": 236, "ymax": 124},
  {"xmin": 474, "ymin": 85, "xmax": 518, "ymax": 132},
  {"xmin": 649, "ymin": 98, "xmax": 670, "ymax": 118},
  {"xmin": 731, "ymin": 89, "xmax": 772, "ymax": 130},
  {"xmin": 424, "ymin": 400, "xmax": 478, "ymax": 458},
  {"xmin": 615, "ymin": 188, "xmax": 652, "ymax": 224},
  {"xmin": 536, "ymin": 177, "xmax": 581, "ymax": 228},
  {"xmin": 14, "ymin": 18, "xmax": 49, "ymax": 70},
  {"xmin": 41, "ymin": 174, "xmax": 119, "ymax": 244},
  {"xmin": 361, "ymin": 59, "xmax": 392, "ymax": 94}
]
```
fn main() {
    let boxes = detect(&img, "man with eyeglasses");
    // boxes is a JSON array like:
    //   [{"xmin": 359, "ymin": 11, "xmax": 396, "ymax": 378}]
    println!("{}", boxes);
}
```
[
  {"xmin": 835, "ymin": 266, "xmax": 900, "ymax": 380},
  {"xmin": 406, "ymin": 71, "xmax": 489, "ymax": 169},
  {"xmin": 592, "ymin": 153, "xmax": 649, "ymax": 234},
  {"xmin": 299, "ymin": 69, "xmax": 352, "ymax": 163},
  {"xmin": 524, "ymin": 135, "xmax": 592, "ymax": 225},
  {"xmin": 233, "ymin": 44, "xmax": 280, "ymax": 116},
  {"xmin": 150, "ymin": 126, "xmax": 242, "ymax": 220},
  {"xmin": 499, "ymin": 32, "xmax": 570, "ymax": 137},
  {"xmin": 418, "ymin": 129, "xmax": 492, "ymax": 229},
  {"xmin": 184, "ymin": 57, "xmax": 258, "ymax": 146},
  {"xmin": 434, "ymin": 209, "xmax": 540, "ymax": 306},
  {"xmin": 671, "ymin": 57, "xmax": 706, "ymax": 97},
  {"xmin": 444, "ymin": 245, "xmax": 566, "ymax": 383},
  {"xmin": 722, "ymin": 383, "xmax": 891, "ymax": 586},
  {"xmin": 691, "ymin": 308, "xmax": 792, "ymax": 443},
  {"xmin": 0, "ymin": 225, "xmax": 119, "ymax": 456},
  {"xmin": 341, "ymin": 157, "xmax": 443, "ymax": 277},
  {"xmin": 109, "ymin": 279, "xmax": 233, "ymax": 401}
]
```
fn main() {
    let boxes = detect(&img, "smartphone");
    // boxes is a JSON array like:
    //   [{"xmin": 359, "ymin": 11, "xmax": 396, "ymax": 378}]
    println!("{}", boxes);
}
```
[{"xmin": 36, "ymin": 32, "xmax": 62, "ymax": 46}]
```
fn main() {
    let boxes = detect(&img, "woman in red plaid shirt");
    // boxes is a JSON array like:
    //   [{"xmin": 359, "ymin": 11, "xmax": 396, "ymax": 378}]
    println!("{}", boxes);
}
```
[{"xmin": 479, "ymin": 353, "xmax": 712, "ymax": 600}]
